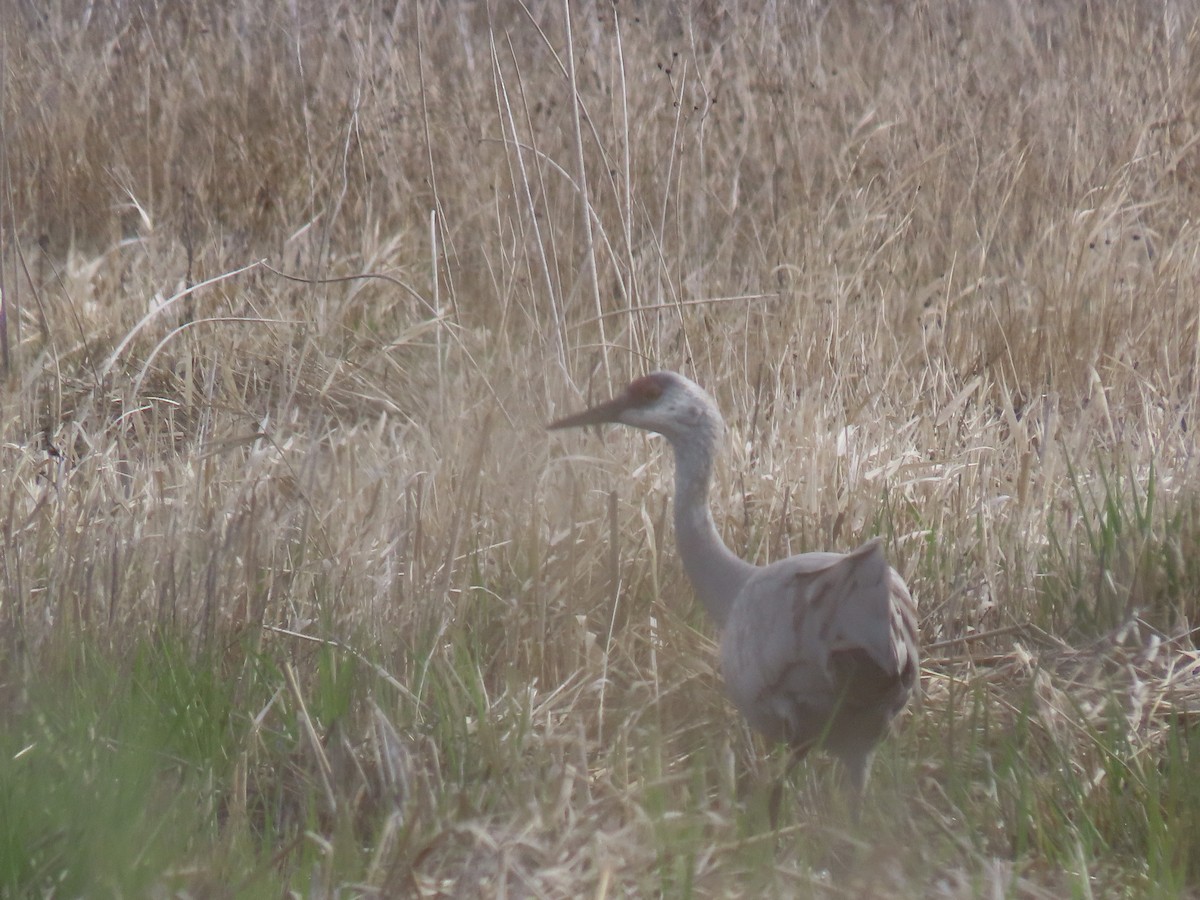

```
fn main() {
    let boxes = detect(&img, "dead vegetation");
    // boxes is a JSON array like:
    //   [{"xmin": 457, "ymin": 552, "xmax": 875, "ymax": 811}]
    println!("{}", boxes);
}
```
[{"xmin": 1, "ymin": 0, "xmax": 1199, "ymax": 895}]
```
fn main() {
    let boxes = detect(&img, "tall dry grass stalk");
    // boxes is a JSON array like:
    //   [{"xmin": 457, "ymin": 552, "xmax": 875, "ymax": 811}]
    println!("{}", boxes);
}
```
[{"xmin": 1, "ymin": 0, "xmax": 1198, "ymax": 894}]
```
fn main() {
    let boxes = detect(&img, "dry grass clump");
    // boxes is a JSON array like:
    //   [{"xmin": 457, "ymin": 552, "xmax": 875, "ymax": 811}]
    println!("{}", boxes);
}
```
[{"xmin": 2, "ymin": 0, "xmax": 1200, "ymax": 895}]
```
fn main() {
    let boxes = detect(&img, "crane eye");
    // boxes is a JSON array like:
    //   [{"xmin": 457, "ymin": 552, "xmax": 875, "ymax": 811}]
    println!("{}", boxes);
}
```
[{"xmin": 627, "ymin": 375, "xmax": 665, "ymax": 405}]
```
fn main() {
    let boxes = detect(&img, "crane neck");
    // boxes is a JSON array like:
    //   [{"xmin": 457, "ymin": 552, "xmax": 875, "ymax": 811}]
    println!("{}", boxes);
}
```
[{"xmin": 667, "ymin": 433, "xmax": 756, "ymax": 629}]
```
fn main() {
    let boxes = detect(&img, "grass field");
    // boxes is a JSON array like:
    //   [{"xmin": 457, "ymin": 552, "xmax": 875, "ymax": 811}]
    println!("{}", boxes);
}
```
[{"xmin": 2, "ymin": 0, "xmax": 1200, "ymax": 895}]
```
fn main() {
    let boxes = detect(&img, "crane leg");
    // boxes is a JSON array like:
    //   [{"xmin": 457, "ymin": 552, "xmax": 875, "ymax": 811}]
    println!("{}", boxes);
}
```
[
  {"xmin": 838, "ymin": 751, "xmax": 873, "ymax": 823},
  {"xmin": 768, "ymin": 742, "xmax": 814, "ymax": 828}
]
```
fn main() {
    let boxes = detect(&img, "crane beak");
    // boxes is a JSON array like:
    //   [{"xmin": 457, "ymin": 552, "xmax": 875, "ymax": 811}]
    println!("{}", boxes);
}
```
[{"xmin": 547, "ymin": 394, "xmax": 630, "ymax": 430}]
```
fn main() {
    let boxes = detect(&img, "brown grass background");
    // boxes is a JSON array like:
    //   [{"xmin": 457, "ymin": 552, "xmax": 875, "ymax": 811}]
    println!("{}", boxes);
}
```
[{"xmin": 2, "ymin": 1, "xmax": 1199, "ymax": 895}]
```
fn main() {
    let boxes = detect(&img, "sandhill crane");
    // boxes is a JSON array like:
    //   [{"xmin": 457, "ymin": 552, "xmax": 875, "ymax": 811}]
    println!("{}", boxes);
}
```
[{"xmin": 549, "ymin": 371, "xmax": 919, "ymax": 817}]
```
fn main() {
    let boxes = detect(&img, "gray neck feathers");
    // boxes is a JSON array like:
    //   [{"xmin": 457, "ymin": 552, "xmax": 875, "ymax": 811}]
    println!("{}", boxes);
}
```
[{"xmin": 667, "ymin": 422, "xmax": 756, "ymax": 628}]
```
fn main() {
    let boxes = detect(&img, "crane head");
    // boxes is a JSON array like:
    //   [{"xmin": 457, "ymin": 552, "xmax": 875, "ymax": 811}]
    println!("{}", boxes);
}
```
[{"xmin": 548, "ymin": 371, "xmax": 724, "ymax": 445}]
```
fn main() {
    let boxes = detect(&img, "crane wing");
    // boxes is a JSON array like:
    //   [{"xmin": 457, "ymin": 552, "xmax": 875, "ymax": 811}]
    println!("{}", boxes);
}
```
[
  {"xmin": 800, "ymin": 538, "xmax": 909, "ymax": 674},
  {"xmin": 720, "ymin": 538, "xmax": 918, "ymax": 745}
]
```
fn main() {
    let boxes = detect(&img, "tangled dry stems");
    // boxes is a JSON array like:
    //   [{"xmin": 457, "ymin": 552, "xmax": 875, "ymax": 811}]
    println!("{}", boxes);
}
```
[{"xmin": 2, "ymin": 0, "xmax": 1200, "ymax": 895}]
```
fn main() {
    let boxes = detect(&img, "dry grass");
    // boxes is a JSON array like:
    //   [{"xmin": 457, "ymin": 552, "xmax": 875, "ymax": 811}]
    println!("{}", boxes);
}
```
[{"xmin": 2, "ymin": 0, "xmax": 1200, "ymax": 895}]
